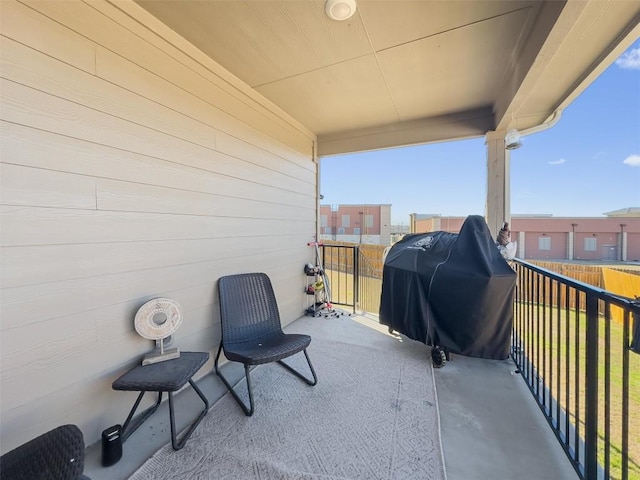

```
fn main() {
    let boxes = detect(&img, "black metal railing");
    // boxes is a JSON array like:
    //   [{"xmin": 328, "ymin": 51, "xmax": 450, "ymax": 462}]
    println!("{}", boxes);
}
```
[
  {"xmin": 320, "ymin": 244, "xmax": 358, "ymax": 312},
  {"xmin": 319, "ymin": 244, "xmax": 385, "ymax": 315},
  {"xmin": 512, "ymin": 259, "xmax": 639, "ymax": 480}
]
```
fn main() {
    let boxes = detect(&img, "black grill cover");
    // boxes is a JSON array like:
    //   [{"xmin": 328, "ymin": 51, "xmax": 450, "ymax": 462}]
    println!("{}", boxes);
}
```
[{"xmin": 379, "ymin": 215, "xmax": 516, "ymax": 359}]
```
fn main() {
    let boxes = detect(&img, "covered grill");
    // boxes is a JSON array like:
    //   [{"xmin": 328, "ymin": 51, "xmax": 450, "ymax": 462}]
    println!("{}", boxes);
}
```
[{"xmin": 379, "ymin": 215, "xmax": 516, "ymax": 360}]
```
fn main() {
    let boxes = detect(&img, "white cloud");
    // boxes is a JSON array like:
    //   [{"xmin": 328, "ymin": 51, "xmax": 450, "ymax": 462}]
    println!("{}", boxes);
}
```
[
  {"xmin": 616, "ymin": 48, "xmax": 640, "ymax": 70},
  {"xmin": 515, "ymin": 189, "xmax": 534, "ymax": 200},
  {"xmin": 623, "ymin": 154, "xmax": 640, "ymax": 167},
  {"xmin": 548, "ymin": 158, "xmax": 566, "ymax": 165}
]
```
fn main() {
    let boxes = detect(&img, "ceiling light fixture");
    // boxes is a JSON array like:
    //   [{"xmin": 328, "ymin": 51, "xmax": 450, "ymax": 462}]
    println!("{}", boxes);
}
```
[
  {"xmin": 325, "ymin": 0, "xmax": 356, "ymax": 21},
  {"xmin": 505, "ymin": 129, "xmax": 523, "ymax": 150}
]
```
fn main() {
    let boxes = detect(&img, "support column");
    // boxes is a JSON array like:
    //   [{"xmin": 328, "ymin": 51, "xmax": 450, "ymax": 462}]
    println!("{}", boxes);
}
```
[
  {"xmin": 313, "ymin": 140, "xmax": 320, "ymax": 242},
  {"xmin": 485, "ymin": 131, "xmax": 511, "ymax": 239},
  {"xmin": 619, "ymin": 224, "xmax": 628, "ymax": 261},
  {"xmin": 569, "ymin": 223, "xmax": 577, "ymax": 260},
  {"xmin": 568, "ymin": 231, "xmax": 575, "ymax": 260},
  {"xmin": 518, "ymin": 231, "xmax": 525, "ymax": 259}
]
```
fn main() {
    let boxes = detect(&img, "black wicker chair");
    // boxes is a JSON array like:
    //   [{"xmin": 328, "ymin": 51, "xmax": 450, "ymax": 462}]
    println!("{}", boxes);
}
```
[
  {"xmin": 215, "ymin": 272, "xmax": 317, "ymax": 416},
  {"xmin": 0, "ymin": 424, "xmax": 90, "ymax": 480}
]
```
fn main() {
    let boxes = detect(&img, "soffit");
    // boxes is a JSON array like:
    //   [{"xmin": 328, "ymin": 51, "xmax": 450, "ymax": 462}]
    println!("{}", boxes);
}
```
[{"xmin": 134, "ymin": 0, "xmax": 640, "ymax": 156}]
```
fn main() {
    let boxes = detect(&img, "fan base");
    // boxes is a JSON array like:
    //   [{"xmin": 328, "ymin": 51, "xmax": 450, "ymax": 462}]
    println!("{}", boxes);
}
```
[{"xmin": 142, "ymin": 347, "xmax": 180, "ymax": 366}]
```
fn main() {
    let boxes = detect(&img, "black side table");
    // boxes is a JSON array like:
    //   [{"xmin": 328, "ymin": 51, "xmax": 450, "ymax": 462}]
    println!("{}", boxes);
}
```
[{"xmin": 112, "ymin": 351, "xmax": 210, "ymax": 451}]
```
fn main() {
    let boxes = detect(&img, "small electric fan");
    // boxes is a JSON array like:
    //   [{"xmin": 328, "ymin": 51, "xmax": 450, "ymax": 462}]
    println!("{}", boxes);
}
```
[{"xmin": 134, "ymin": 298, "xmax": 182, "ymax": 365}]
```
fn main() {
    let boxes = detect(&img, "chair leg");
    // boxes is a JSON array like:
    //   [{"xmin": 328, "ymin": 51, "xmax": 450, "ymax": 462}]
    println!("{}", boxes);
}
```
[
  {"xmin": 214, "ymin": 344, "xmax": 255, "ymax": 416},
  {"xmin": 278, "ymin": 349, "xmax": 318, "ymax": 386},
  {"xmin": 214, "ymin": 345, "xmax": 317, "ymax": 417}
]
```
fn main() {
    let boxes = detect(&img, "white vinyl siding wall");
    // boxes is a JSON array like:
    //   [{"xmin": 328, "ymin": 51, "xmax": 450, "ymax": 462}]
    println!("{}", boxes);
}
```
[{"xmin": 0, "ymin": 0, "xmax": 315, "ymax": 452}]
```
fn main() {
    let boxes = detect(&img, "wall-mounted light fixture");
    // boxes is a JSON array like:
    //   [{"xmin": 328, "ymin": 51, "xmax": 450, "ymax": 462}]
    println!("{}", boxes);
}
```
[
  {"xmin": 325, "ymin": 0, "xmax": 356, "ymax": 21},
  {"xmin": 505, "ymin": 129, "xmax": 522, "ymax": 150}
]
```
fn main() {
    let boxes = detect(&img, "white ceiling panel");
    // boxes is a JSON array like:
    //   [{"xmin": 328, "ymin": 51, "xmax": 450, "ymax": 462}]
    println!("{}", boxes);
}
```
[
  {"xmin": 256, "ymin": 54, "xmax": 397, "ymax": 134},
  {"xmin": 134, "ymin": 0, "xmax": 640, "ymax": 155}
]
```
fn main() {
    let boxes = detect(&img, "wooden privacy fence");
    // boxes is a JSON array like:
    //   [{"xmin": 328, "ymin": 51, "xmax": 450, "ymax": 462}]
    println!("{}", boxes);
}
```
[
  {"xmin": 319, "ymin": 249, "xmax": 640, "ymax": 319},
  {"xmin": 529, "ymin": 262, "xmax": 603, "ymax": 287},
  {"xmin": 602, "ymin": 268, "xmax": 640, "ymax": 323},
  {"xmin": 523, "ymin": 261, "xmax": 640, "ymax": 318},
  {"xmin": 322, "ymin": 241, "xmax": 386, "ymax": 278}
]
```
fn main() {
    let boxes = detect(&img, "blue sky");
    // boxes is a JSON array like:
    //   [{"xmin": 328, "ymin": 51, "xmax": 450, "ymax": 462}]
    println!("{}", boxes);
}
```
[{"xmin": 320, "ymin": 41, "xmax": 640, "ymax": 226}]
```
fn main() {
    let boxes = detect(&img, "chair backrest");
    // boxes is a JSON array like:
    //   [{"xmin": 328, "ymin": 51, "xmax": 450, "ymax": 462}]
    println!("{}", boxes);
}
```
[
  {"xmin": 218, "ymin": 273, "xmax": 283, "ymax": 345},
  {"xmin": 0, "ymin": 424, "xmax": 87, "ymax": 480}
]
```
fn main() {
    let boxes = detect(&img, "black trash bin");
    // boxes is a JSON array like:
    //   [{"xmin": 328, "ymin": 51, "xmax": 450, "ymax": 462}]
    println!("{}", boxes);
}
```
[{"xmin": 101, "ymin": 424, "xmax": 122, "ymax": 467}]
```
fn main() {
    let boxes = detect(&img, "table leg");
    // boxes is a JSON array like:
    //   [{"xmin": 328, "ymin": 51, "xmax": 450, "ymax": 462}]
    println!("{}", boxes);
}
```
[
  {"xmin": 121, "ymin": 391, "xmax": 163, "ymax": 443},
  {"xmin": 168, "ymin": 379, "xmax": 210, "ymax": 450}
]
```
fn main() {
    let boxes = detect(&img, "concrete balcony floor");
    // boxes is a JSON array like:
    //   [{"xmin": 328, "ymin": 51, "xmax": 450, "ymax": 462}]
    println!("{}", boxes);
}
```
[{"xmin": 84, "ymin": 313, "xmax": 578, "ymax": 480}]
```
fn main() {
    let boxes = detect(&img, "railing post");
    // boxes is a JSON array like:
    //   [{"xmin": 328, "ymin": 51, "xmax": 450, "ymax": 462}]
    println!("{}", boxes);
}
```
[
  {"xmin": 353, "ymin": 246, "xmax": 359, "ymax": 314},
  {"xmin": 584, "ymin": 293, "xmax": 599, "ymax": 479}
]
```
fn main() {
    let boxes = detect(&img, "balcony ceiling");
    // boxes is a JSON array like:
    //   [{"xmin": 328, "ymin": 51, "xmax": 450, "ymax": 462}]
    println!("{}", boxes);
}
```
[{"xmin": 135, "ymin": 0, "xmax": 639, "ymax": 156}]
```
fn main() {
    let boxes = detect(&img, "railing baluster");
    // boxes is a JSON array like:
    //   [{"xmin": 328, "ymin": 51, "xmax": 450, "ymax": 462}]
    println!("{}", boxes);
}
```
[
  {"xmin": 575, "ymin": 293, "xmax": 581, "ymax": 469},
  {"xmin": 584, "ymin": 292, "xmax": 598, "ymax": 479},
  {"xmin": 548, "ymin": 279, "xmax": 553, "ymax": 418},
  {"xmin": 354, "ymin": 246, "xmax": 359, "ymax": 313},
  {"xmin": 555, "ymin": 279, "xmax": 561, "ymax": 430},
  {"xmin": 622, "ymin": 308, "xmax": 630, "ymax": 480},
  {"xmin": 542, "ymin": 275, "xmax": 547, "ymax": 411},
  {"xmin": 528, "ymin": 268, "xmax": 534, "ymax": 383},
  {"xmin": 565, "ymin": 283, "xmax": 570, "ymax": 450},
  {"xmin": 604, "ymin": 301, "xmax": 611, "ymax": 480},
  {"xmin": 517, "ymin": 266, "xmax": 523, "ymax": 366},
  {"xmin": 519, "ymin": 267, "xmax": 524, "ymax": 366},
  {"xmin": 536, "ymin": 273, "xmax": 541, "ymax": 400}
]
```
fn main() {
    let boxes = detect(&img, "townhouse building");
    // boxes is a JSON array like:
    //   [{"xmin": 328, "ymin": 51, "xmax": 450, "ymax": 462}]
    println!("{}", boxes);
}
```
[{"xmin": 410, "ymin": 207, "xmax": 640, "ymax": 262}]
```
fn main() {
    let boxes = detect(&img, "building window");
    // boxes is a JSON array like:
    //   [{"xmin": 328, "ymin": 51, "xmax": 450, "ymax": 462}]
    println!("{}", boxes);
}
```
[
  {"xmin": 365, "ymin": 214, "xmax": 374, "ymax": 228},
  {"xmin": 324, "ymin": 227, "xmax": 331, "ymax": 234},
  {"xmin": 321, "ymin": 215, "xmax": 328, "ymax": 227},
  {"xmin": 338, "ymin": 227, "xmax": 345, "ymax": 234},
  {"xmin": 342, "ymin": 215, "xmax": 350, "ymax": 227},
  {"xmin": 353, "ymin": 228, "xmax": 361, "ymax": 235},
  {"xmin": 538, "ymin": 237, "xmax": 551, "ymax": 251},
  {"xmin": 584, "ymin": 237, "xmax": 597, "ymax": 251}
]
